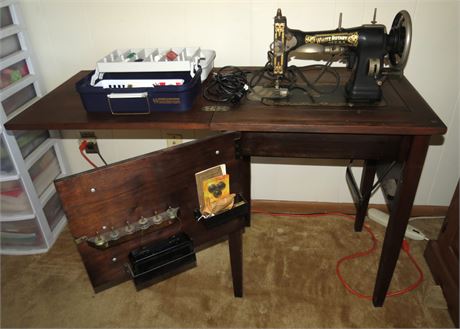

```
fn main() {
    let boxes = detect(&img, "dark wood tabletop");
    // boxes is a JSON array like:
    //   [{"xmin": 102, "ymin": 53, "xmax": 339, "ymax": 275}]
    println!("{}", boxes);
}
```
[{"xmin": 5, "ymin": 68, "xmax": 446, "ymax": 136}]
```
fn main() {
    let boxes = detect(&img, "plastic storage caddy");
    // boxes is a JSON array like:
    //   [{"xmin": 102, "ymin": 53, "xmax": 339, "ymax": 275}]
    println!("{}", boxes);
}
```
[
  {"xmin": 76, "ymin": 70, "xmax": 201, "ymax": 114},
  {"xmin": 75, "ymin": 47, "xmax": 215, "ymax": 115}
]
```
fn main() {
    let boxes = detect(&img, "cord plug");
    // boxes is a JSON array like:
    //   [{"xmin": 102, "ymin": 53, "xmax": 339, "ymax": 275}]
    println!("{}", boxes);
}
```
[
  {"xmin": 402, "ymin": 239, "xmax": 410, "ymax": 252},
  {"xmin": 79, "ymin": 139, "xmax": 99, "ymax": 154},
  {"xmin": 78, "ymin": 140, "xmax": 97, "ymax": 168},
  {"xmin": 79, "ymin": 139, "xmax": 89, "ymax": 152}
]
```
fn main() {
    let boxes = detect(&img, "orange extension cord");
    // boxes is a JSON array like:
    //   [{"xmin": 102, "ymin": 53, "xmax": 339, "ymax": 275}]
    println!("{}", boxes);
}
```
[{"xmin": 251, "ymin": 210, "xmax": 424, "ymax": 301}]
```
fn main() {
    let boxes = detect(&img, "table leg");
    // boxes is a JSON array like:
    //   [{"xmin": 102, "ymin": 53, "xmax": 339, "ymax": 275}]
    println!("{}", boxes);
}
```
[
  {"xmin": 372, "ymin": 136, "xmax": 430, "ymax": 306},
  {"xmin": 241, "ymin": 155, "xmax": 251, "ymax": 227},
  {"xmin": 229, "ymin": 228, "xmax": 243, "ymax": 297},
  {"xmin": 354, "ymin": 160, "xmax": 377, "ymax": 232}
]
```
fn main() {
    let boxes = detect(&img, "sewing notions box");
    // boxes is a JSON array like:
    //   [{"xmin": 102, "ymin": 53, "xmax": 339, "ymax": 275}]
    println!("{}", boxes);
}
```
[{"xmin": 76, "ymin": 48, "xmax": 215, "ymax": 114}]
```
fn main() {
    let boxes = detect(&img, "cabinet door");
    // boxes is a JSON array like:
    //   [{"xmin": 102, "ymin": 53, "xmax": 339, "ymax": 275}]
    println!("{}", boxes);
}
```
[
  {"xmin": 425, "ymin": 182, "xmax": 459, "ymax": 327},
  {"xmin": 55, "ymin": 132, "xmax": 250, "ymax": 292}
]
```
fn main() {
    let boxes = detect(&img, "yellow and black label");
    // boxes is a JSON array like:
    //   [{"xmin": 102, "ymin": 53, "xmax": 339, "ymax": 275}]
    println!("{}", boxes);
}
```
[
  {"xmin": 305, "ymin": 32, "xmax": 358, "ymax": 47},
  {"xmin": 152, "ymin": 97, "xmax": 181, "ymax": 104}
]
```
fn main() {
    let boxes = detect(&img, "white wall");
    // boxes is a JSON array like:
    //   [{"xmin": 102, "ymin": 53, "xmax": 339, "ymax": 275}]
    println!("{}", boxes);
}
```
[{"xmin": 18, "ymin": 0, "xmax": 459, "ymax": 206}]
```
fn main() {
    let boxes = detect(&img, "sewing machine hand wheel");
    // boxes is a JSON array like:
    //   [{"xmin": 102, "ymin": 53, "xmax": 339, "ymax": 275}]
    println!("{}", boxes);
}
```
[{"xmin": 388, "ymin": 10, "xmax": 412, "ymax": 72}]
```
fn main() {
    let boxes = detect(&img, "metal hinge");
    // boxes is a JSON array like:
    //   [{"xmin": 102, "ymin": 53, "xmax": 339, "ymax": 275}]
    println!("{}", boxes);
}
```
[{"xmin": 74, "ymin": 236, "xmax": 88, "ymax": 245}]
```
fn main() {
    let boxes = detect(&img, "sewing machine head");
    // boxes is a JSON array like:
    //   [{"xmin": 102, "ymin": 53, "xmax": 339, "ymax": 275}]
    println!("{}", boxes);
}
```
[{"xmin": 272, "ymin": 8, "xmax": 412, "ymax": 103}]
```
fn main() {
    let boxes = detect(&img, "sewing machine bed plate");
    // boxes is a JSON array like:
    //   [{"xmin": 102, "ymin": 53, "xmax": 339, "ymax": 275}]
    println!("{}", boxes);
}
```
[{"xmin": 248, "ymin": 85, "xmax": 387, "ymax": 107}]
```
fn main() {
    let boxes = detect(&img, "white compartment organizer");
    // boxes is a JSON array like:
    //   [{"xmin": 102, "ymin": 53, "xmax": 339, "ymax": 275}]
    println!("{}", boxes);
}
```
[{"xmin": 90, "ymin": 48, "xmax": 216, "ymax": 86}]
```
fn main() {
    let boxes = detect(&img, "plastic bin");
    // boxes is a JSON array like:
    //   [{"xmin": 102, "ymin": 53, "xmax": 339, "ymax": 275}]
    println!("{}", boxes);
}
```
[{"xmin": 76, "ymin": 70, "xmax": 202, "ymax": 114}]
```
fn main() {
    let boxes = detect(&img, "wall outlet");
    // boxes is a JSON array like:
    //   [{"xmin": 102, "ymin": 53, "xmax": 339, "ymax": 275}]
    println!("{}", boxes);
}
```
[
  {"xmin": 79, "ymin": 131, "xmax": 97, "ymax": 142},
  {"xmin": 79, "ymin": 131, "xmax": 98, "ymax": 153},
  {"xmin": 166, "ymin": 134, "xmax": 182, "ymax": 147}
]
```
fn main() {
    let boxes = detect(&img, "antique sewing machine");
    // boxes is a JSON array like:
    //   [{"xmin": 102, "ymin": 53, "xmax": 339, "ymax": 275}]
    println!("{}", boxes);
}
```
[{"xmin": 271, "ymin": 8, "xmax": 412, "ymax": 103}]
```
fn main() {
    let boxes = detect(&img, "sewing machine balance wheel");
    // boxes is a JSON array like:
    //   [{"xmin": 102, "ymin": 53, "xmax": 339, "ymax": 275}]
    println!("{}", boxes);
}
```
[{"xmin": 388, "ymin": 10, "xmax": 412, "ymax": 72}]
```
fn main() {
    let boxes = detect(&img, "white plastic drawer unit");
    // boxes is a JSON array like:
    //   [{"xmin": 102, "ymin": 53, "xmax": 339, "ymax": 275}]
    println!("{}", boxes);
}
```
[
  {"xmin": 0, "ymin": 1, "xmax": 68, "ymax": 254},
  {"xmin": 0, "ymin": 218, "xmax": 45, "ymax": 249},
  {"xmin": 27, "ymin": 147, "xmax": 61, "ymax": 198},
  {"xmin": 0, "ymin": 179, "xmax": 33, "ymax": 217}
]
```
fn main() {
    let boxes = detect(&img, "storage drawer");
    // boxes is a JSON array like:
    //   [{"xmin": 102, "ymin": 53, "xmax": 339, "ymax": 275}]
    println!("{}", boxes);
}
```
[
  {"xmin": 0, "ymin": 218, "xmax": 45, "ymax": 249},
  {"xmin": 0, "ymin": 6, "xmax": 14, "ymax": 29},
  {"xmin": 0, "ymin": 179, "xmax": 32, "ymax": 217},
  {"xmin": 28, "ymin": 147, "xmax": 61, "ymax": 197},
  {"xmin": 14, "ymin": 130, "xmax": 49, "ymax": 158},
  {"xmin": 2, "ymin": 83, "xmax": 37, "ymax": 116},
  {"xmin": 0, "ymin": 34, "xmax": 21, "ymax": 59},
  {"xmin": 0, "ymin": 133, "xmax": 16, "ymax": 176},
  {"xmin": 0, "ymin": 59, "xmax": 29, "ymax": 89},
  {"xmin": 43, "ymin": 192, "xmax": 65, "ymax": 231}
]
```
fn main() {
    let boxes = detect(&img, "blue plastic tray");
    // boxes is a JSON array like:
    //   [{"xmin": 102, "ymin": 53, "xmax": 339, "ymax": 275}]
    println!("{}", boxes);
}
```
[{"xmin": 76, "ymin": 70, "xmax": 201, "ymax": 114}]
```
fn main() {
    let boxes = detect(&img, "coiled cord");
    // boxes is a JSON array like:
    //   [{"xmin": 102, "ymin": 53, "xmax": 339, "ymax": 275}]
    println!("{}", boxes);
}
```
[{"xmin": 203, "ymin": 66, "xmax": 249, "ymax": 103}]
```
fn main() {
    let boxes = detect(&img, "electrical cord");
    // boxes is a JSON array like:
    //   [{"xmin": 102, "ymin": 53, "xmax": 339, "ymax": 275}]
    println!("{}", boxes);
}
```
[
  {"xmin": 288, "ymin": 61, "xmax": 341, "ymax": 95},
  {"xmin": 251, "ymin": 209, "xmax": 424, "ymax": 300},
  {"xmin": 203, "ymin": 66, "xmax": 249, "ymax": 103},
  {"xmin": 79, "ymin": 140, "xmax": 97, "ymax": 168},
  {"xmin": 97, "ymin": 150, "xmax": 108, "ymax": 166},
  {"xmin": 203, "ymin": 53, "xmax": 341, "ymax": 104},
  {"xmin": 247, "ymin": 51, "xmax": 342, "ymax": 103}
]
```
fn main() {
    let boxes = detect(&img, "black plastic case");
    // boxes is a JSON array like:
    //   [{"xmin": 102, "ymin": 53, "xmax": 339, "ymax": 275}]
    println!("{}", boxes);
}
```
[{"xmin": 127, "ymin": 233, "xmax": 196, "ymax": 290}]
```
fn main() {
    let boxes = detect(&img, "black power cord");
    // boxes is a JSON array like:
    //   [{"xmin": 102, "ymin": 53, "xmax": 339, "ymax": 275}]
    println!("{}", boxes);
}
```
[
  {"xmin": 203, "ymin": 52, "xmax": 342, "ymax": 104},
  {"xmin": 203, "ymin": 66, "xmax": 249, "ymax": 103}
]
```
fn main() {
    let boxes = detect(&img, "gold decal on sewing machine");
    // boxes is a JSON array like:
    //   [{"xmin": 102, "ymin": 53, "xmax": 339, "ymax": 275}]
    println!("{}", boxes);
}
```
[
  {"xmin": 305, "ymin": 32, "xmax": 358, "ymax": 47},
  {"xmin": 274, "ymin": 22, "xmax": 285, "ymax": 75},
  {"xmin": 274, "ymin": 22, "xmax": 285, "ymax": 36}
]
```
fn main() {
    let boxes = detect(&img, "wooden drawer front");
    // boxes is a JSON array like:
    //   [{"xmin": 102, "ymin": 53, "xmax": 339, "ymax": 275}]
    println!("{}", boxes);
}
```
[{"xmin": 240, "ymin": 132, "xmax": 407, "ymax": 160}]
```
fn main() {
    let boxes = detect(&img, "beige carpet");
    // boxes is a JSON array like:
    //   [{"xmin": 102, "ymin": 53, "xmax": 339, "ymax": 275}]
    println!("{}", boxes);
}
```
[{"xmin": 1, "ymin": 212, "xmax": 454, "ymax": 328}]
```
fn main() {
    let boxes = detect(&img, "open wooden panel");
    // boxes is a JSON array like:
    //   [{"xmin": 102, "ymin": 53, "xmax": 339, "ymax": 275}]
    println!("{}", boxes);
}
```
[{"xmin": 55, "ymin": 132, "xmax": 250, "ymax": 292}]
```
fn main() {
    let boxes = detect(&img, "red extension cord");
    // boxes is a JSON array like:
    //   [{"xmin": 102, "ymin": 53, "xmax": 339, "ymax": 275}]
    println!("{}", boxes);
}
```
[
  {"xmin": 79, "ymin": 140, "xmax": 97, "ymax": 168},
  {"xmin": 251, "ymin": 210, "xmax": 424, "ymax": 301}
]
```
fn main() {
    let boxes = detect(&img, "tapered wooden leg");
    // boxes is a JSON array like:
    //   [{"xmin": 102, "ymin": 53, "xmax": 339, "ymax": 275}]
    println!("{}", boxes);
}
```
[
  {"xmin": 241, "ymin": 155, "xmax": 251, "ymax": 227},
  {"xmin": 372, "ymin": 136, "xmax": 429, "ymax": 306},
  {"xmin": 354, "ymin": 160, "xmax": 377, "ymax": 232},
  {"xmin": 228, "ymin": 229, "xmax": 243, "ymax": 297}
]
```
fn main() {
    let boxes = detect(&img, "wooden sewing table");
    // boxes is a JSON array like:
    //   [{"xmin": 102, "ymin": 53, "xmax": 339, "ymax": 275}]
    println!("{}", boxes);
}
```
[{"xmin": 5, "ymin": 68, "xmax": 446, "ymax": 306}]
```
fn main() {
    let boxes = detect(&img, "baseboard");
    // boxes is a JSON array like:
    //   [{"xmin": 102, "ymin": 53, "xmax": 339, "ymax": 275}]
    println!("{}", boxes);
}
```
[{"xmin": 251, "ymin": 200, "xmax": 448, "ymax": 217}]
